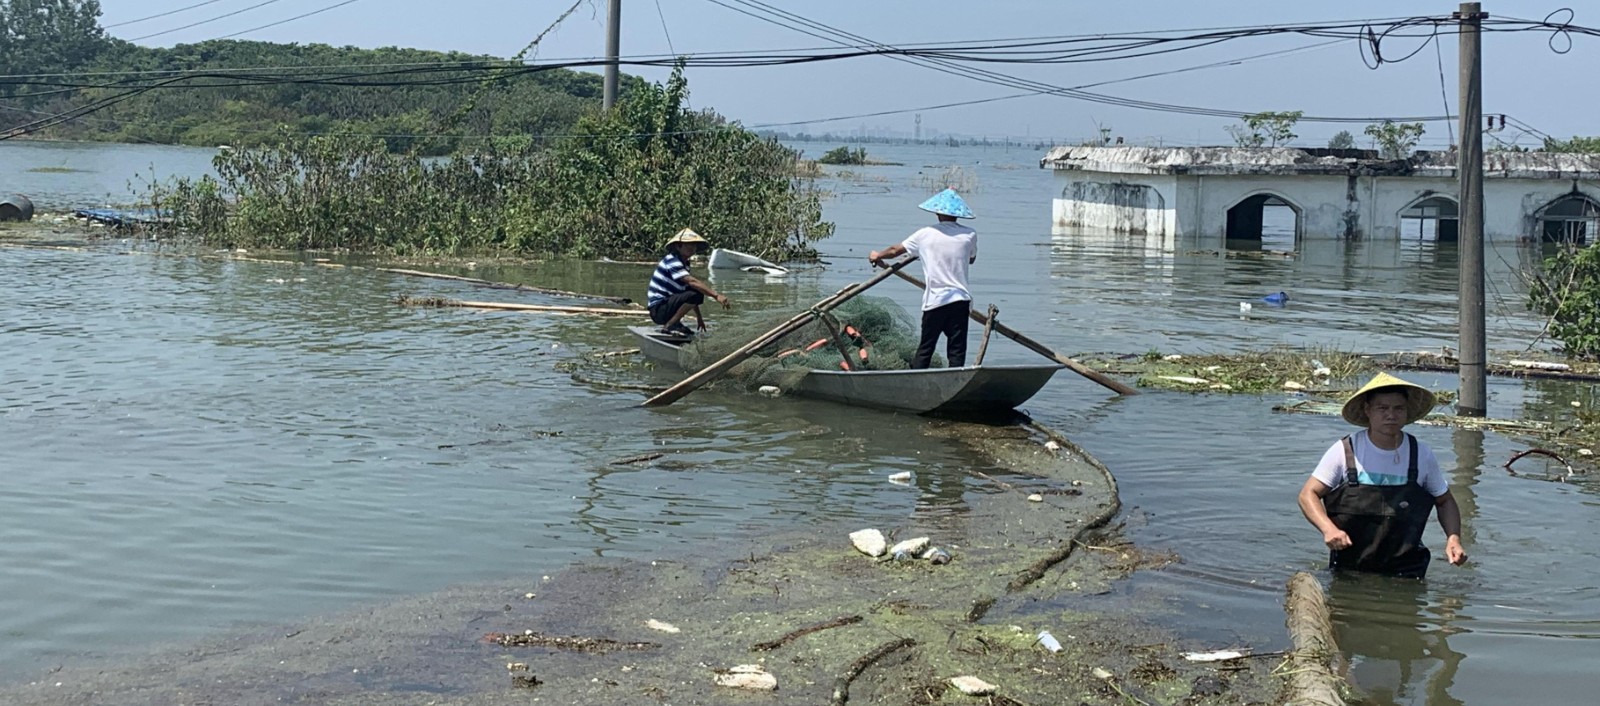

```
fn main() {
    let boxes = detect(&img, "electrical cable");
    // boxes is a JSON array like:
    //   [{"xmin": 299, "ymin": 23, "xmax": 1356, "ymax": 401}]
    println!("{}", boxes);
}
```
[
  {"xmin": 213, "ymin": 0, "xmax": 368, "ymax": 41},
  {"xmin": 127, "ymin": 0, "xmax": 288, "ymax": 42},
  {"xmin": 653, "ymin": 0, "xmax": 677, "ymax": 56},
  {"xmin": 104, "ymin": 0, "xmax": 232, "ymax": 29}
]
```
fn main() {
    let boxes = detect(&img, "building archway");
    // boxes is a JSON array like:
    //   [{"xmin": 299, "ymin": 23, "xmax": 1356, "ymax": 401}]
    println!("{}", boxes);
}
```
[
  {"xmin": 1398, "ymin": 194, "xmax": 1459, "ymax": 242},
  {"xmin": 1535, "ymin": 193, "xmax": 1600, "ymax": 244},
  {"xmin": 1225, "ymin": 192, "xmax": 1301, "ymax": 246}
]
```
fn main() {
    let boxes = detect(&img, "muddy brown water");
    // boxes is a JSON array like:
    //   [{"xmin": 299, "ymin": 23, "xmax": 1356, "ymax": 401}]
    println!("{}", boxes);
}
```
[{"xmin": 3, "ymin": 139, "xmax": 1598, "ymax": 705}]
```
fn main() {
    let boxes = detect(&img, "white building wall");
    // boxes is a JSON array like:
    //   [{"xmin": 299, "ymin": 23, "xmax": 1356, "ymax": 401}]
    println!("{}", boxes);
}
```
[
  {"xmin": 1052, "ymin": 169, "xmax": 1600, "ymax": 243},
  {"xmin": 1052, "ymin": 173, "xmax": 1177, "ymax": 236}
]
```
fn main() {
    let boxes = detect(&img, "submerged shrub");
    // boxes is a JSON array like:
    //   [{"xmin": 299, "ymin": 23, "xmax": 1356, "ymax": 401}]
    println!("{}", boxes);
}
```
[
  {"xmin": 148, "ymin": 66, "xmax": 831, "ymax": 260},
  {"xmin": 1529, "ymin": 244, "xmax": 1600, "ymax": 359}
]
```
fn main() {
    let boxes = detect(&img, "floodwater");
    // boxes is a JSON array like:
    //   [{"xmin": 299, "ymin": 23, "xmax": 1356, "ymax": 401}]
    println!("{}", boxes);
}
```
[{"xmin": 2, "ymin": 138, "xmax": 1597, "ymax": 705}]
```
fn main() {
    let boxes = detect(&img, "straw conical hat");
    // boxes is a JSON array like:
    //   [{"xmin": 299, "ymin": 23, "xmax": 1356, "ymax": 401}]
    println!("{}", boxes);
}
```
[
  {"xmin": 1340, "ymin": 372, "xmax": 1437, "ymax": 426},
  {"xmin": 664, "ymin": 228, "xmax": 709, "ymax": 249}
]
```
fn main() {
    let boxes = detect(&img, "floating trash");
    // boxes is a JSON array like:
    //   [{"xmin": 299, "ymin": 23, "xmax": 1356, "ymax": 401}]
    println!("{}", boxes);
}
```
[
  {"xmin": 646, "ymin": 619, "xmax": 680, "ymax": 634},
  {"xmin": 949, "ymin": 675, "xmax": 996, "ymax": 696},
  {"xmin": 1239, "ymin": 301, "xmax": 1253, "ymax": 315},
  {"xmin": 889, "ymin": 537, "xmax": 930, "ymax": 557},
  {"xmin": 1262, "ymin": 291, "xmax": 1290, "ymax": 306},
  {"xmin": 1037, "ymin": 631, "xmax": 1063, "ymax": 653},
  {"xmin": 758, "ymin": 385, "xmax": 782, "ymax": 397},
  {"xmin": 887, "ymin": 471, "xmax": 913, "ymax": 483},
  {"xmin": 924, "ymin": 547, "xmax": 952, "ymax": 565},
  {"xmin": 714, "ymin": 664, "xmax": 777, "ymax": 691},
  {"xmin": 849, "ymin": 529, "xmax": 887, "ymax": 557},
  {"xmin": 1183, "ymin": 649, "xmax": 1247, "ymax": 662},
  {"xmin": 1027, "ymin": 494, "xmax": 1044, "ymax": 502}
]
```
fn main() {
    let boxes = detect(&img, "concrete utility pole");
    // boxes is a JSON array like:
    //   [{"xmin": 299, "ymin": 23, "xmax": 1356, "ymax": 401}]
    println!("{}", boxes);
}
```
[
  {"xmin": 1457, "ymin": 1, "xmax": 1487, "ymax": 416},
  {"xmin": 603, "ymin": 0, "xmax": 622, "ymax": 111}
]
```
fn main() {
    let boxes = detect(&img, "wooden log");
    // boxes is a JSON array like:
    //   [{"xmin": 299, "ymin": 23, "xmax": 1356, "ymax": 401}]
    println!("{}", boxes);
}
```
[
  {"xmin": 884, "ymin": 268, "xmax": 1137, "ymax": 396},
  {"xmin": 974, "ymin": 304, "xmax": 998, "ymax": 366},
  {"xmin": 1283, "ymin": 572, "xmax": 1347, "ymax": 706},
  {"xmin": 641, "ymin": 258, "xmax": 917, "ymax": 408},
  {"xmin": 399, "ymin": 296, "xmax": 643, "ymax": 317}
]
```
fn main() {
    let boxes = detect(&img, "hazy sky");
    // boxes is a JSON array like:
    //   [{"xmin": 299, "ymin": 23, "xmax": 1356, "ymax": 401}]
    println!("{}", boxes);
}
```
[{"xmin": 95, "ymin": 0, "xmax": 1598, "ymax": 147}]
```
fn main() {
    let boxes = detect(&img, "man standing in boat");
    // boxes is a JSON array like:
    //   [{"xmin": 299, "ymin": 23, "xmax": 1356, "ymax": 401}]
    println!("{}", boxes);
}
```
[
  {"xmin": 868, "ymin": 188, "xmax": 978, "ymax": 369},
  {"xmin": 648, "ymin": 228, "xmax": 731, "ymax": 336},
  {"xmin": 1297, "ymin": 373, "xmax": 1468, "ymax": 578}
]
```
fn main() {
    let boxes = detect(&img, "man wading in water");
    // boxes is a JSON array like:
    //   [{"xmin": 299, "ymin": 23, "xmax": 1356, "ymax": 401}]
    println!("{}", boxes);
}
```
[
  {"xmin": 1297, "ymin": 373, "xmax": 1468, "ymax": 578},
  {"xmin": 647, "ymin": 228, "xmax": 731, "ymax": 336},
  {"xmin": 868, "ymin": 188, "xmax": 978, "ymax": 369}
]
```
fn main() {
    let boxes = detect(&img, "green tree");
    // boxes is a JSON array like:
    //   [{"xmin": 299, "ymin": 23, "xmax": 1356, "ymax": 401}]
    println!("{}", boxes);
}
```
[
  {"xmin": 1529, "ymin": 244, "xmax": 1600, "ymax": 359},
  {"xmin": 1364, "ymin": 121, "xmax": 1425, "ymax": 159},
  {"xmin": 1542, "ymin": 136, "xmax": 1600, "ymax": 153},
  {"xmin": 0, "ymin": 0, "xmax": 107, "ymax": 96},
  {"xmin": 1327, "ymin": 130, "xmax": 1356, "ymax": 150},
  {"xmin": 1227, "ymin": 111, "xmax": 1302, "ymax": 148}
]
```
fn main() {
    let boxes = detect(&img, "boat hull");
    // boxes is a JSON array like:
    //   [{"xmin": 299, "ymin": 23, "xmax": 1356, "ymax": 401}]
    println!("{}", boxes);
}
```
[{"xmin": 629, "ymin": 326, "xmax": 1059, "ymax": 415}]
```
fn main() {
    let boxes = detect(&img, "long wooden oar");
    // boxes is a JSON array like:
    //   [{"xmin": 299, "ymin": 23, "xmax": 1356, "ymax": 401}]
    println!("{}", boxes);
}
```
[
  {"xmin": 883, "ymin": 267, "xmax": 1137, "ymax": 396},
  {"xmin": 641, "ymin": 258, "xmax": 918, "ymax": 408}
]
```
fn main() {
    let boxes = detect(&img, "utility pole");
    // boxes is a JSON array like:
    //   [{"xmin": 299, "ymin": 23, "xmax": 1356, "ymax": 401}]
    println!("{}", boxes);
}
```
[
  {"xmin": 603, "ymin": 0, "xmax": 622, "ymax": 111},
  {"xmin": 1456, "ymin": 1, "xmax": 1487, "ymax": 416}
]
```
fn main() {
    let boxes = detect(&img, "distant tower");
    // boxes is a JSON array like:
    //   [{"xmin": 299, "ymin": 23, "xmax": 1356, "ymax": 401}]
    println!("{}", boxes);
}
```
[{"xmin": 915, "ymin": 114, "xmax": 922, "ymax": 142}]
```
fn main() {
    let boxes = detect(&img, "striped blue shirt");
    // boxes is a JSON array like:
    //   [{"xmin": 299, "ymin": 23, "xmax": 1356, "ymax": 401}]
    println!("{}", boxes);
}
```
[{"xmin": 647, "ymin": 252, "xmax": 691, "ymax": 306}]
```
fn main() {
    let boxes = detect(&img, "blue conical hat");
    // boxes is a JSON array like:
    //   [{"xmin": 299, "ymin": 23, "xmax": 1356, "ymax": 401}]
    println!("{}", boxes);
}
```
[{"xmin": 918, "ymin": 188, "xmax": 974, "ymax": 219}]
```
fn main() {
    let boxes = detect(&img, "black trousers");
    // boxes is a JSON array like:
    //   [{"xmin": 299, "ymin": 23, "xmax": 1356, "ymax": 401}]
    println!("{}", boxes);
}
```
[
  {"xmin": 648, "ymin": 290, "xmax": 704, "ymax": 325},
  {"xmin": 913, "ymin": 300, "xmax": 971, "ymax": 369}
]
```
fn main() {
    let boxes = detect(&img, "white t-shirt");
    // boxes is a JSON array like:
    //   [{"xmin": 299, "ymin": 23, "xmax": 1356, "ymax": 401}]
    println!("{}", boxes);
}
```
[
  {"xmin": 1311, "ymin": 430, "xmax": 1448, "ymax": 497},
  {"xmin": 901, "ymin": 222, "xmax": 978, "ymax": 311}
]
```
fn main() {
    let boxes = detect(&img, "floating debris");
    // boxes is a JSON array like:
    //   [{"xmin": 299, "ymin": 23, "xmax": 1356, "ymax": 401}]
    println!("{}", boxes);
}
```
[
  {"xmin": 1509, "ymin": 359, "xmax": 1572, "ymax": 372},
  {"xmin": 1157, "ymin": 375, "xmax": 1210, "ymax": 385},
  {"xmin": 1092, "ymin": 667, "xmax": 1114, "ymax": 681},
  {"xmin": 849, "ymin": 529, "xmax": 887, "ymax": 557},
  {"xmin": 1044, "ymin": 439, "xmax": 1062, "ymax": 453},
  {"xmin": 487, "ymin": 631, "xmax": 657, "ymax": 653},
  {"xmin": 1283, "ymin": 381, "xmax": 1306, "ymax": 391},
  {"xmin": 511, "ymin": 674, "xmax": 542, "ymax": 689},
  {"xmin": 750, "ymin": 615, "xmax": 863, "ymax": 652},
  {"xmin": 714, "ymin": 664, "xmax": 777, "ymax": 691},
  {"xmin": 506, "ymin": 662, "xmax": 529, "ymax": 672},
  {"xmin": 889, "ymin": 537, "xmax": 930, "ymax": 558},
  {"xmin": 1037, "ymin": 631, "xmax": 1063, "ymax": 653},
  {"xmin": 923, "ymin": 547, "xmax": 952, "ymax": 565},
  {"xmin": 758, "ymin": 385, "xmax": 782, "ymax": 397},
  {"xmin": 646, "ymin": 619, "xmax": 680, "ymax": 634},
  {"xmin": 949, "ymin": 675, "xmax": 996, "ymax": 696},
  {"xmin": 1184, "ymin": 649, "xmax": 1247, "ymax": 662},
  {"xmin": 887, "ymin": 471, "xmax": 913, "ymax": 483},
  {"xmin": 1027, "ymin": 493, "xmax": 1044, "ymax": 502}
]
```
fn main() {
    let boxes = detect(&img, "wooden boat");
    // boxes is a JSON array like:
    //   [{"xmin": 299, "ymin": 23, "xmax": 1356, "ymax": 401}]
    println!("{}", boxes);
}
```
[
  {"xmin": 708, "ymin": 248, "xmax": 788, "ymax": 276},
  {"xmin": 629, "ymin": 326, "xmax": 1062, "ymax": 415}
]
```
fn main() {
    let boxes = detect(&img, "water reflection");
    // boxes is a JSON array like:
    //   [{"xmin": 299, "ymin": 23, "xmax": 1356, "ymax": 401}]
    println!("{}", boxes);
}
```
[{"xmin": 1328, "ymin": 573, "xmax": 1468, "ymax": 706}]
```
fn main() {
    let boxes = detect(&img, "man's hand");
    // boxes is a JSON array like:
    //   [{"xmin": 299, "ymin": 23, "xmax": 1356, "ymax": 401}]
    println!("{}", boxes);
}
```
[
  {"xmin": 868, "ymin": 250, "xmax": 884, "ymax": 266},
  {"xmin": 1322, "ymin": 528, "xmax": 1353, "ymax": 551},
  {"xmin": 713, "ymin": 293, "xmax": 731, "ymax": 309},
  {"xmin": 1444, "ymin": 536, "xmax": 1468, "ymax": 565},
  {"xmin": 696, "ymin": 318, "xmax": 708, "ymax": 332}
]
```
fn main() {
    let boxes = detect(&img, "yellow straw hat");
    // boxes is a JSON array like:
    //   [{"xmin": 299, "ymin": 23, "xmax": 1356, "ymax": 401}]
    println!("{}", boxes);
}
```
[
  {"xmin": 1340, "ymin": 372, "xmax": 1438, "ymax": 426},
  {"xmin": 664, "ymin": 228, "xmax": 709, "ymax": 250}
]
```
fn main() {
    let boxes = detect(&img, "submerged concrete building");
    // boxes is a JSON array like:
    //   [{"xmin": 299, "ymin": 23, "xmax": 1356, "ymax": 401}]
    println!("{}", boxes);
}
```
[{"xmin": 1041, "ymin": 146, "xmax": 1600, "ymax": 244}]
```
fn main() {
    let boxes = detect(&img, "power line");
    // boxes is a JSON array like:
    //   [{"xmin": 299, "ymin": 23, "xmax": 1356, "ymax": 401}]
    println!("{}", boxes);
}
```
[
  {"xmin": 653, "ymin": 0, "xmax": 677, "ymax": 56},
  {"xmin": 104, "ymin": 0, "xmax": 232, "ymax": 29},
  {"xmin": 127, "ymin": 0, "xmax": 288, "ymax": 42},
  {"xmin": 213, "ymin": 0, "xmax": 368, "ymax": 41}
]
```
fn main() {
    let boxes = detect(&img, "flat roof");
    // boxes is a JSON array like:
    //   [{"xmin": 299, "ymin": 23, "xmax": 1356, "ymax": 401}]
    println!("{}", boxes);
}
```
[{"xmin": 1040, "ymin": 145, "xmax": 1600, "ymax": 180}]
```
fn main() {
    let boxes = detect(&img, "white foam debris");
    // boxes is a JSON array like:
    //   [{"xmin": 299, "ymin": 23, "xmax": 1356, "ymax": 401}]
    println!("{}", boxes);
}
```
[
  {"xmin": 888, "ymin": 471, "xmax": 913, "ymax": 483},
  {"xmin": 1183, "ymin": 649, "xmax": 1247, "ymax": 662},
  {"xmin": 646, "ymin": 619, "xmax": 680, "ymax": 634},
  {"xmin": 949, "ymin": 675, "xmax": 996, "ymax": 695},
  {"xmin": 849, "ymin": 529, "xmax": 887, "ymax": 557},
  {"xmin": 888, "ymin": 537, "xmax": 930, "ymax": 557},
  {"xmin": 1027, "ymin": 494, "xmax": 1044, "ymax": 503},
  {"xmin": 714, "ymin": 664, "xmax": 777, "ymax": 691}
]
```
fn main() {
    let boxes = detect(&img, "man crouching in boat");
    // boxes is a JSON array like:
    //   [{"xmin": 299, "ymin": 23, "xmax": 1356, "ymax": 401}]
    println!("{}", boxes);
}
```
[
  {"xmin": 648, "ymin": 229, "xmax": 731, "ymax": 337},
  {"xmin": 867, "ymin": 188, "xmax": 978, "ymax": 369},
  {"xmin": 1297, "ymin": 373, "xmax": 1468, "ymax": 578}
]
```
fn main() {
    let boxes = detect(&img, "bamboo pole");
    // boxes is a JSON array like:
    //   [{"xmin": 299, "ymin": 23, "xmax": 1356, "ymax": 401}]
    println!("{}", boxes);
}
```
[
  {"xmin": 375, "ymin": 267, "xmax": 634, "ymax": 304},
  {"xmin": 820, "ymin": 313, "xmax": 856, "ymax": 372},
  {"xmin": 399, "ymin": 296, "xmax": 644, "ymax": 317},
  {"xmin": 973, "ymin": 304, "xmax": 998, "ymax": 366},
  {"xmin": 641, "ymin": 258, "xmax": 918, "ymax": 408},
  {"xmin": 883, "ymin": 268, "xmax": 1137, "ymax": 396}
]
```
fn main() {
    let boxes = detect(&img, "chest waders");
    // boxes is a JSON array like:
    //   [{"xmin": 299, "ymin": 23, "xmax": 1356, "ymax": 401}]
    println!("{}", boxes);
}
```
[{"xmin": 1322, "ymin": 433, "xmax": 1437, "ymax": 578}]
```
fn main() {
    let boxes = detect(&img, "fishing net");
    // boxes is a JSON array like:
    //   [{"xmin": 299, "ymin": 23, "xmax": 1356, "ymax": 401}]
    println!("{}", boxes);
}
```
[{"xmin": 676, "ymin": 296, "xmax": 939, "ymax": 391}]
